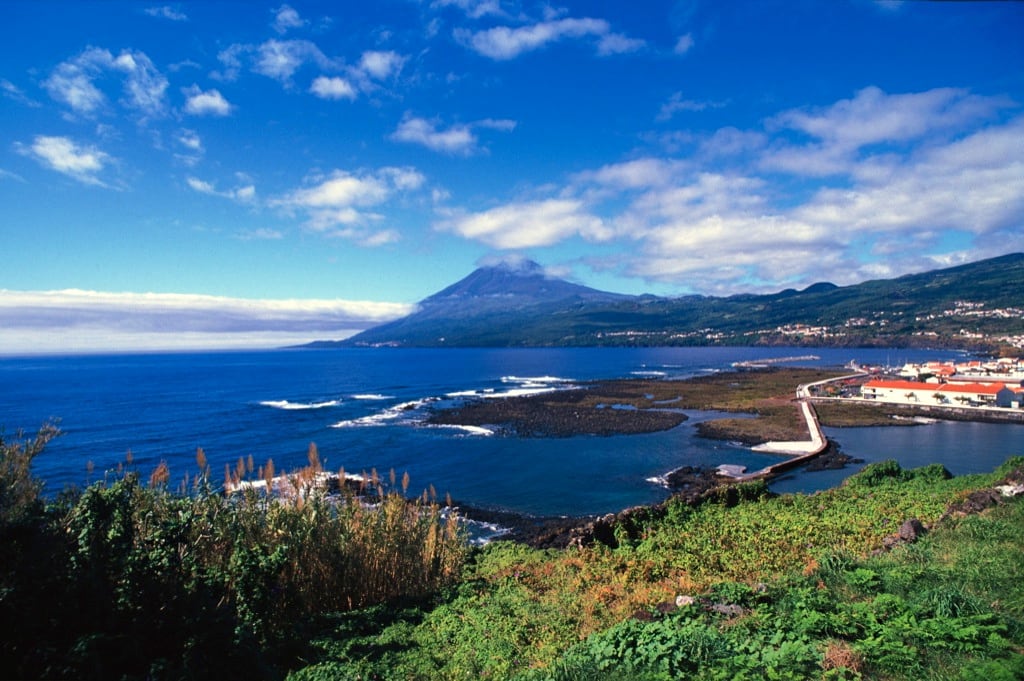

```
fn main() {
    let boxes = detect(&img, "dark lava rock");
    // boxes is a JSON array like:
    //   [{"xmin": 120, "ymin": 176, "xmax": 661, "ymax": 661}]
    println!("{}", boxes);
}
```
[
  {"xmin": 452, "ymin": 503, "xmax": 593, "ymax": 549},
  {"xmin": 804, "ymin": 443, "xmax": 864, "ymax": 472},
  {"xmin": 946, "ymin": 489, "xmax": 1004, "ymax": 516},
  {"xmin": 898, "ymin": 518, "xmax": 926, "ymax": 542},
  {"xmin": 937, "ymin": 466, "xmax": 1024, "ymax": 524},
  {"xmin": 880, "ymin": 518, "xmax": 928, "ymax": 551},
  {"xmin": 708, "ymin": 603, "xmax": 745, "ymax": 618},
  {"xmin": 427, "ymin": 384, "xmax": 688, "ymax": 438},
  {"xmin": 664, "ymin": 466, "xmax": 722, "ymax": 494}
]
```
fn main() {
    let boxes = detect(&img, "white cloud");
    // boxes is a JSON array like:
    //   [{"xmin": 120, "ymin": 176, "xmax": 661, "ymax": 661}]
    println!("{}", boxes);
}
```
[
  {"xmin": 432, "ymin": 0, "xmax": 505, "ymax": 19},
  {"xmin": 235, "ymin": 228, "xmax": 284, "ymax": 241},
  {"xmin": 697, "ymin": 127, "xmax": 767, "ymax": 159},
  {"xmin": 215, "ymin": 39, "xmax": 338, "ymax": 84},
  {"xmin": 0, "ymin": 289, "xmax": 414, "ymax": 354},
  {"xmin": 597, "ymin": 33, "xmax": 645, "ymax": 56},
  {"xmin": 44, "ymin": 48, "xmax": 109, "ymax": 114},
  {"xmin": 174, "ymin": 129, "xmax": 204, "ymax": 166},
  {"xmin": 359, "ymin": 229, "xmax": 401, "ymax": 246},
  {"xmin": 145, "ymin": 6, "xmax": 188, "ymax": 21},
  {"xmin": 477, "ymin": 118, "xmax": 517, "ymax": 131},
  {"xmin": 183, "ymin": 85, "xmax": 232, "ymax": 116},
  {"xmin": 273, "ymin": 167, "xmax": 425, "ymax": 243},
  {"xmin": 272, "ymin": 4, "xmax": 306, "ymax": 34},
  {"xmin": 605, "ymin": 172, "xmax": 836, "ymax": 289},
  {"xmin": 788, "ymin": 86, "xmax": 972, "ymax": 144},
  {"xmin": 439, "ymin": 199, "xmax": 610, "ymax": 249},
  {"xmin": 214, "ymin": 44, "xmax": 247, "ymax": 81},
  {"xmin": 44, "ymin": 47, "xmax": 168, "ymax": 118},
  {"xmin": 657, "ymin": 92, "xmax": 726, "ymax": 121},
  {"xmin": 0, "ymin": 168, "xmax": 26, "ymax": 182},
  {"xmin": 1, "ymin": 79, "xmax": 41, "ymax": 107},
  {"xmin": 255, "ymin": 39, "xmax": 334, "ymax": 82},
  {"xmin": 763, "ymin": 86, "xmax": 1009, "ymax": 176},
  {"xmin": 393, "ymin": 117, "xmax": 475, "ymax": 154},
  {"xmin": 390, "ymin": 115, "xmax": 515, "ymax": 155},
  {"xmin": 177, "ymin": 129, "xmax": 202, "ymax": 151},
  {"xmin": 459, "ymin": 17, "xmax": 637, "ymax": 60},
  {"xmin": 380, "ymin": 166, "xmax": 427, "ymax": 191},
  {"xmin": 794, "ymin": 116, "xmax": 1024, "ymax": 238},
  {"xmin": 186, "ymin": 176, "xmax": 216, "ymax": 194},
  {"xmin": 187, "ymin": 176, "xmax": 256, "ymax": 203},
  {"xmin": 358, "ymin": 50, "xmax": 406, "ymax": 80},
  {"xmin": 235, "ymin": 185, "xmax": 257, "ymax": 202},
  {"xmin": 280, "ymin": 174, "xmax": 390, "ymax": 210},
  {"xmin": 310, "ymin": 75, "xmax": 357, "ymax": 100},
  {"xmin": 214, "ymin": 41, "xmax": 401, "ymax": 99},
  {"xmin": 114, "ymin": 51, "xmax": 169, "ymax": 117},
  {"xmin": 575, "ymin": 158, "xmax": 685, "ymax": 191},
  {"xmin": 434, "ymin": 86, "xmax": 1024, "ymax": 294},
  {"xmin": 18, "ymin": 135, "xmax": 112, "ymax": 186},
  {"xmin": 674, "ymin": 33, "xmax": 695, "ymax": 55}
]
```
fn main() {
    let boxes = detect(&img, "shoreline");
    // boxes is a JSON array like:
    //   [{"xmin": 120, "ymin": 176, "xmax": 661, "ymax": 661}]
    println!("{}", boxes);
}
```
[
  {"xmin": 239, "ymin": 365, "xmax": 1020, "ymax": 549},
  {"xmin": 452, "ymin": 441, "xmax": 866, "ymax": 549}
]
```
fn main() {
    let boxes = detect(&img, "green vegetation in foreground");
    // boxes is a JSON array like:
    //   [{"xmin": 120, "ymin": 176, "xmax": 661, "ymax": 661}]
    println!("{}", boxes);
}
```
[
  {"xmin": 294, "ymin": 460, "xmax": 1024, "ymax": 681},
  {"xmin": 2, "ymin": 423, "xmax": 1023, "ymax": 680},
  {"xmin": 0, "ymin": 424, "xmax": 465, "ymax": 680}
]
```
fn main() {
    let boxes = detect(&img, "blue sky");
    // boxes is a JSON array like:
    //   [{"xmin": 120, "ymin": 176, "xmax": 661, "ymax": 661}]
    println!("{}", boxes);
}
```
[{"xmin": 1, "ymin": 0, "xmax": 1022, "ymax": 353}]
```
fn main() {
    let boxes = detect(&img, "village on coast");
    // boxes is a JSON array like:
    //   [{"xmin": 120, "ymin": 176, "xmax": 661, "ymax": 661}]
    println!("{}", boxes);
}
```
[{"xmin": 843, "ymin": 357, "xmax": 1024, "ymax": 411}]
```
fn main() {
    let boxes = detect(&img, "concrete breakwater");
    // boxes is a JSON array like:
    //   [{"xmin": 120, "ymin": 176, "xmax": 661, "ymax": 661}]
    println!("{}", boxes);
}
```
[
  {"xmin": 717, "ymin": 400, "xmax": 829, "ymax": 482},
  {"xmin": 715, "ymin": 372, "xmax": 864, "ymax": 482},
  {"xmin": 731, "ymin": 355, "xmax": 821, "ymax": 369}
]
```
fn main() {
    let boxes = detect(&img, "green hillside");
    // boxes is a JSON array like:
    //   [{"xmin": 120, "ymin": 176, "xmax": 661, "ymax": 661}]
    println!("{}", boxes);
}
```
[{"xmin": 338, "ymin": 253, "xmax": 1024, "ymax": 351}]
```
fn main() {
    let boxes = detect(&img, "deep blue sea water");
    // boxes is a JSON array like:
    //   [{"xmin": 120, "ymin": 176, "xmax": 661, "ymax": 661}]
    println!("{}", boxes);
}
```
[{"xmin": 3, "ymin": 346, "xmax": 1023, "ymax": 517}]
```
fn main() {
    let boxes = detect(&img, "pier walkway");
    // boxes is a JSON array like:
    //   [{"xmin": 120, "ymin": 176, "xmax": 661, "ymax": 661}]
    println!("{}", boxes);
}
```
[{"xmin": 718, "ymin": 372, "xmax": 867, "ymax": 482}]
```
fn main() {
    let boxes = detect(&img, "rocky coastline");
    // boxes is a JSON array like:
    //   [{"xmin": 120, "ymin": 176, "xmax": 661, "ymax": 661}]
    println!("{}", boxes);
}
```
[
  {"xmin": 426, "ymin": 383, "xmax": 690, "ymax": 437},
  {"xmin": 430, "ymin": 368, "xmax": 878, "ymax": 548}
]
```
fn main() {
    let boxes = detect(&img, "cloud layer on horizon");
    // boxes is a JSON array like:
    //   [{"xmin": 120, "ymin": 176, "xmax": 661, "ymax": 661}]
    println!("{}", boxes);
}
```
[{"xmin": 0, "ymin": 290, "xmax": 414, "ymax": 354}]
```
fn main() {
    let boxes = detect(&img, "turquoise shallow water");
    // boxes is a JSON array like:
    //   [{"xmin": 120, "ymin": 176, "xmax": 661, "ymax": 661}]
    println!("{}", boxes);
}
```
[{"xmin": 3, "ymin": 346, "xmax": 1018, "ymax": 516}]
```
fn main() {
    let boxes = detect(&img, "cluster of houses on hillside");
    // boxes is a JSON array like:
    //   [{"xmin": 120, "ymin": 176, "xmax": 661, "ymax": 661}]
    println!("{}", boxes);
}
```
[
  {"xmin": 896, "ymin": 357, "xmax": 1024, "ymax": 382},
  {"xmin": 857, "ymin": 358, "xmax": 1024, "ymax": 410}
]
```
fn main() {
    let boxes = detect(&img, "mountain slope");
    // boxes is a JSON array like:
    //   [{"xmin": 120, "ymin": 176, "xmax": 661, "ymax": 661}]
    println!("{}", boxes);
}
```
[
  {"xmin": 326, "ymin": 253, "xmax": 1024, "ymax": 349},
  {"xmin": 340, "ymin": 259, "xmax": 633, "ymax": 346}
]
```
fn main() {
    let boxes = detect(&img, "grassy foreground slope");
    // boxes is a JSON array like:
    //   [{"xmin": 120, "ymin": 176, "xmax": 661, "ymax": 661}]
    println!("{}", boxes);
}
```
[
  {"xmin": 294, "ymin": 459, "xmax": 1024, "ymax": 681},
  {"xmin": 2, "ymin": 424, "xmax": 1022, "ymax": 680}
]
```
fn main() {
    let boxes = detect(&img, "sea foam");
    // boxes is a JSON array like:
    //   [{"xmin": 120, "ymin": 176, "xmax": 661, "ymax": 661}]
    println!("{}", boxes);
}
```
[
  {"xmin": 260, "ymin": 399, "xmax": 342, "ymax": 410},
  {"xmin": 330, "ymin": 398, "xmax": 436, "ymax": 428},
  {"xmin": 430, "ymin": 424, "xmax": 495, "ymax": 437}
]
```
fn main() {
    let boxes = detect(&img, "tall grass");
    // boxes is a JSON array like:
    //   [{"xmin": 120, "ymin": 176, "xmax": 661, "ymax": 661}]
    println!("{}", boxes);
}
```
[{"xmin": 0, "ymin": 426, "xmax": 467, "ymax": 678}]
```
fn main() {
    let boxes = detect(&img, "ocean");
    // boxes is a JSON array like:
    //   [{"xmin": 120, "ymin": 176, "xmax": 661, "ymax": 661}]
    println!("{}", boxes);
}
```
[{"xmin": 3, "ymin": 346, "xmax": 1023, "ymax": 517}]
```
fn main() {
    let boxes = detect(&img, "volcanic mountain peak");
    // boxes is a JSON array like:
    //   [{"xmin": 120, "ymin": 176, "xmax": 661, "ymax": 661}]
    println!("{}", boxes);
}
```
[{"xmin": 423, "ymin": 259, "xmax": 627, "ymax": 305}]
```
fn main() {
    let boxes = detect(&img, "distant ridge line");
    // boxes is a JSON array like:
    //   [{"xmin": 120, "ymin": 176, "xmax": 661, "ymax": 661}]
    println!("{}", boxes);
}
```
[{"xmin": 309, "ymin": 252, "xmax": 1024, "ymax": 351}]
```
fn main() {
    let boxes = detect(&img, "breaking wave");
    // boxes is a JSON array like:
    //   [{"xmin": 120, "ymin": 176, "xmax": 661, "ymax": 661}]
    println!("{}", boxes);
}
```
[
  {"xmin": 260, "ymin": 399, "xmax": 342, "ymax": 410},
  {"xmin": 330, "ymin": 398, "xmax": 437, "ymax": 428},
  {"xmin": 430, "ymin": 424, "xmax": 495, "ymax": 437},
  {"xmin": 447, "ymin": 375, "xmax": 578, "ymax": 400}
]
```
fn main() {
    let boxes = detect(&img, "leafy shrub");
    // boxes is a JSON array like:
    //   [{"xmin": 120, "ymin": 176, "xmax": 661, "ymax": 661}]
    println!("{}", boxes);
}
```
[{"xmin": 845, "ymin": 459, "xmax": 910, "ymax": 488}]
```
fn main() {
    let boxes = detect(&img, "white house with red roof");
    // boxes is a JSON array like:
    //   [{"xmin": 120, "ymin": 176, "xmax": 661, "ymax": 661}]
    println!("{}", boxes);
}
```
[{"xmin": 861, "ymin": 378, "xmax": 1023, "ymax": 408}]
